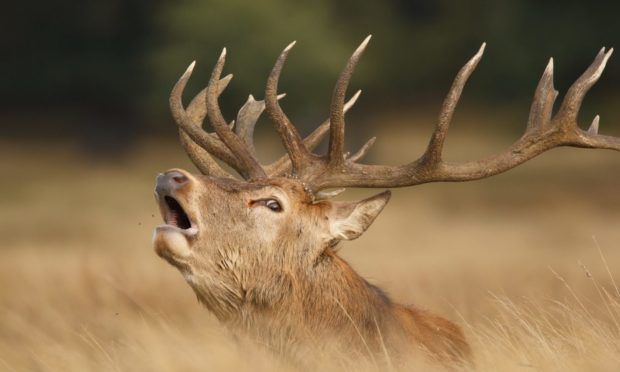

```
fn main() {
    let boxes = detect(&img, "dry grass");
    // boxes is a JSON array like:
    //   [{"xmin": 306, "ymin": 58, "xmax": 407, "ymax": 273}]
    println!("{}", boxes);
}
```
[{"xmin": 2, "ymin": 119, "xmax": 620, "ymax": 371}]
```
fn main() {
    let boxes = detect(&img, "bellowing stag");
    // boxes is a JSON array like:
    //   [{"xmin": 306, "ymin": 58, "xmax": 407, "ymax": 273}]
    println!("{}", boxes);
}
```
[{"xmin": 153, "ymin": 35, "xmax": 617, "ymax": 367}]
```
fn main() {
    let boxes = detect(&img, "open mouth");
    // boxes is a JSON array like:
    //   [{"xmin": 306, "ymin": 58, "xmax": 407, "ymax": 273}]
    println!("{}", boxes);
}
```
[
  {"xmin": 164, "ymin": 196, "xmax": 192, "ymax": 229},
  {"xmin": 156, "ymin": 195, "xmax": 198, "ymax": 237}
]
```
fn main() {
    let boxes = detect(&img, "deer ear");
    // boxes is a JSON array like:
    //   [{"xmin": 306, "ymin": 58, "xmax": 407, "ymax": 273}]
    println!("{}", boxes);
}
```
[{"xmin": 327, "ymin": 191, "xmax": 391, "ymax": 241}]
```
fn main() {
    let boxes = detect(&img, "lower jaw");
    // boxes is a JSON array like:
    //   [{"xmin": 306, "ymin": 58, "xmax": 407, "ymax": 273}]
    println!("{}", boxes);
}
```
[
  {"xmin": 155, "ymin": 224, "xmax": 199, "ymax": 237},
  {"xmin": 153, "ymin": 225, "xmax": 197, "ymax": 260}
]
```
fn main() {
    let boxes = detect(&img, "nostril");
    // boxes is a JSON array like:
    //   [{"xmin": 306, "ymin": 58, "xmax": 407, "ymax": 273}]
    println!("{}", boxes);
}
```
[
  {"xmin": 168, "ymin": 171, "xmax": 189, "ymax": 185},
  {"xmin": 172, "ymin": 175, "xmax": 187, "ymax": 184}
]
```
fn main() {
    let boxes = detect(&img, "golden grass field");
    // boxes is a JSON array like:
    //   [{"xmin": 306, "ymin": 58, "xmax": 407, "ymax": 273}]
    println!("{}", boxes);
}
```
[{"xmin": 2, "ymin": 113, "xmax": 620, "ymax": 371}]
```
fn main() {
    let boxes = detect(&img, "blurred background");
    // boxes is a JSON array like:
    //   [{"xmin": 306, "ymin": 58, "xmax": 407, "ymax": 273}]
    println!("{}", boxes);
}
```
[
  {"xmin": 3, "ymin": 0, "xmax": 620, "ymax": 150},
  {"xmin": 2, "ymin": 1, "xmax": 620, "ymax": 371}
]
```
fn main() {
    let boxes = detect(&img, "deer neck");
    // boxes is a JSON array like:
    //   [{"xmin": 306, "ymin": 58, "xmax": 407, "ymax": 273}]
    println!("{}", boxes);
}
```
[{"xmin": 228, "ymin": 248, "xmax": 393, "ymax": 348}]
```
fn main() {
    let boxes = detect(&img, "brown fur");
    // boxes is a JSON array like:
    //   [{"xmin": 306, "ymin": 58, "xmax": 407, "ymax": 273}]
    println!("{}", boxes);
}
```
[{"xmin": 153, "ymin": 170, "xmax": 471, "ymax": 368}]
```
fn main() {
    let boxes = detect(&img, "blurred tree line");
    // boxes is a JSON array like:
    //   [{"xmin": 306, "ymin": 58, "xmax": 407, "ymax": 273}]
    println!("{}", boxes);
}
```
[{"xmin": 2, "ymin": 0, "xmax": 618, "ymax": 151}]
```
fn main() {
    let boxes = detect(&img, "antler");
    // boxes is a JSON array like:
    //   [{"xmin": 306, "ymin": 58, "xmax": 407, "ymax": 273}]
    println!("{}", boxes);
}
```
[
  {"xmin": 270, "ymin": 38, "xmax": 618, "ymax": 191},
  {"xmin": 170, "ymin": 37, "xmax": 619, "ymax": 194},
  {"xmin": 169, "ymin": 50, "xmax": 362, "ymax": 181}
]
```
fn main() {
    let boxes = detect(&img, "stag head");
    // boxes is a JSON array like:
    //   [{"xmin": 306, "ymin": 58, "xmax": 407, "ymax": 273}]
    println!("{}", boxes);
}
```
[
  {"xmin": 154, "ymin": 35, "xmax": 618, "ymax": 324},
  {"xmin": 154, "ymin": 169, "xmax": 389, "ymax": 320}
]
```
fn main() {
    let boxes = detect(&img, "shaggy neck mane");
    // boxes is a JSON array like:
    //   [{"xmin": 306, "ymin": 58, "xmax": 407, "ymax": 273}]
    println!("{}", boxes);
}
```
[{"xmin": 226, "ymin": 249, "xmax": 395, "ymax": 358}]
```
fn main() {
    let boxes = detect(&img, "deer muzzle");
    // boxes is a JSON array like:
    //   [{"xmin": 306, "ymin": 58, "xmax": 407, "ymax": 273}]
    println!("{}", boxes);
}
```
[{"xmin": 153, "ymin": 169, "xmax": 199, "ymax": 261}]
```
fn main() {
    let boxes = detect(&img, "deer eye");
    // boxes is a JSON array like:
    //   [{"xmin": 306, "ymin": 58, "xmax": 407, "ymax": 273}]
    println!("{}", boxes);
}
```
[
  {"xmin": 251, "ymin": 198, "xmax": 283, "ymax": 212},
  {"xmin": 264, "ymin": 199, "xmax": 282, "ymax": 212}
]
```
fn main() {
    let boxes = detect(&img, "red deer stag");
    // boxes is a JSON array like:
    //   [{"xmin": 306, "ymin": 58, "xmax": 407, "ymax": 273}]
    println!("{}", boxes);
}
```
[{"xmin": 153, "ymin": 36, "xmax": 617, "ymax": 367}]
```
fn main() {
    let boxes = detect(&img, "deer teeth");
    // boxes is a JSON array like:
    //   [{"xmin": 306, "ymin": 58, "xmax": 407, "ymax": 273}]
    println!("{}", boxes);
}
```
[{"xmin": 163, "ymin": 196, "xmax": 193, "ymax": 230}]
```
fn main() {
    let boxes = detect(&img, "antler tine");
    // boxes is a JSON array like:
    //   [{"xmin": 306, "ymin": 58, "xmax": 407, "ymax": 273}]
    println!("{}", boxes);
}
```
[
  {"xmin": 314, "ymin": 188, "xmax": 346, "ymax": 200},
  {"xmin": 170, "ymin": 62, "xmax": 232, "ymax": 177},
  {"xmin": 421, "ymin": 43, "xmax": 486, "ymax": 166},
  {"xmin": 206, "ymin": 49, "xmax": 267, "ymax": 180},
  {"xmin": 181, "ymin": 75, "xmax": 237, "ymax": 177},
  {"xmin": 575, "ymin": 116, "xmax": 620, "ymax": 151},
  {"xmin": 306, "ymin": 90, "xmax": 363, "ymax": 153},
  {"xmin": 556, "ymin": 48, "xmax": 613, "ymax": 128},
  {"xmin": 587, "ymin": 115, "xmax": 600, "ymax": 135},
  {"xmin": 265, "ymin": 41, "xmax": 314, "ymax": 175},
  {"xmin": 347, "ymin": 136, "xmax": 376, "ymax": 163},
  {"xmin": 186, "ymin": 74, "xmax": 233, "ymax": 123},
  {"xmin": 521, "ymin": 49, "xmax": 620, "ymax": 152},
  {"xmin": 235, "ymin": 93, "xmax": 286, "ymax": 157},
  {"xmin": 565, "ymin": 49, "xmax": 620, "ymax": 151},
  {"xmin": 169, "ymin": 61, "xmax": 196, "ymax": 124},
  {"xmin": 526, "ymin": 58, "xmax": 557, "ymax": 132},
  {"xmin": 328, "ymin": 35, "xmax": 372, "ymax": 168},
  {"xmin": 266, "ymin": 90, "xmax": 362, "ymax": 176},
  {"xmin": 178, "ymin": 131, "xmax": 231, "ymax": 177},
  {"xmin": 235, "ymin": 94, "xmax": 262, "ymax": 157}
]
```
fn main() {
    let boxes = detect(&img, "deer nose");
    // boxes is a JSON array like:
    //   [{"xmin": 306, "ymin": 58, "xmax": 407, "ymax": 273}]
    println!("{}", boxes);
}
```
[{"xmin": 156, "ymin": 170, "xmax": 191, "ymax": 195}]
